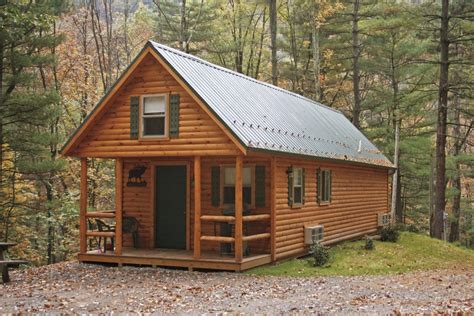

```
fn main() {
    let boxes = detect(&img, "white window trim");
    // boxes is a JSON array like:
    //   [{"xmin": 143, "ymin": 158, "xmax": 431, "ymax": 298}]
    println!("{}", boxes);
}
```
[
  {"xmin": 140, "ymin": 93, "xmax": 169, "ymax": 139},
  {"xmin": 220, "ymin": 164, "xmax": 255, "ymax": 208},
  {"xmin": 292, "ymin": 167, "xmax": 303, "ymax": 205}
]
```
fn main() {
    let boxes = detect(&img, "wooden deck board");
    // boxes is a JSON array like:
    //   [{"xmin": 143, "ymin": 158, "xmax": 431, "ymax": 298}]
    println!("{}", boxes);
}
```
[{"xmin": 78, "ymin": 248, "xmax": 271, "ymax": 271}]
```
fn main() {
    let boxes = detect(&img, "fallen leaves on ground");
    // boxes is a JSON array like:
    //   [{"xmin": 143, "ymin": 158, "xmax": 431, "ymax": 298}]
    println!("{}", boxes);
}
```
[{"xmin": 0, "ymin": 262, "xmax": 473, "ymax": 314}]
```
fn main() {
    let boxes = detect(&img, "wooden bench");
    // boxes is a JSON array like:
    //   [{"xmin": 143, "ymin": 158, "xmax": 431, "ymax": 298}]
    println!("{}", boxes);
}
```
[{"xmin": 0, "ymin": 260, "xmax": 29, "ymax": 283}]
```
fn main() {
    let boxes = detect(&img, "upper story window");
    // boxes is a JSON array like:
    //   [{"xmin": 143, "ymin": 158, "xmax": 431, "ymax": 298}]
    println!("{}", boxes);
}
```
[
  {"xmin": 141, "ymin": 94, "xmax": 168, "ymax": 137},
  {"xmin": 222, "ymin": 166, "xmax": 253, "ymax": 206}
]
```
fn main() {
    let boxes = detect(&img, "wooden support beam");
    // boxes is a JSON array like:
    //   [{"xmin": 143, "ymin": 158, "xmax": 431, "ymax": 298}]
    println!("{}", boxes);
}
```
[
  {"xmin": 80, "ymin": 158, "xmax": 87, "ymax": 254},
  {"xmin": 194, "ymin": 156, "xmax": 201, "ymax": 259},
  {"xmin": 115, "ymin": 158, "xmax": 123, "ymax": 255},
  {"xmin": 235, "ymin": 155, "xmax": 243, "ymax": 262}
]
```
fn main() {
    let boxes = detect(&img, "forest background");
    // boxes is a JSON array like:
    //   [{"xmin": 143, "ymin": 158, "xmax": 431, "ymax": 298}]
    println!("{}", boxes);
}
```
[{"xmin": 0, "ymin": 0, "xmax": 472, "ymax": 265}]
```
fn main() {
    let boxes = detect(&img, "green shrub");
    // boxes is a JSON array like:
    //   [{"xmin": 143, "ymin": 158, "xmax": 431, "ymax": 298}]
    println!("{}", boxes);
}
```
[
  {"xmin": 310, "ymin": 242, "xmax": 330, "ymax": 267},
  {"xmin": 380, "ymin": 226, "xmax": 400, "ymax": 242},
  {"xmin": 364, "ymin": 235, "xmax": 375, "ymax": 250},
  {"xmin": 405, "ymin": 224, "xmax": 421, "ymax": 233}
]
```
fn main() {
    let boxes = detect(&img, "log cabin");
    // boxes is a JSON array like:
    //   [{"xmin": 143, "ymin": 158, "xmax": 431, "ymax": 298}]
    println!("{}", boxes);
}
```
[{"xmin": 61, "ymin": 41, "xmax": 394, "ymax": 271}]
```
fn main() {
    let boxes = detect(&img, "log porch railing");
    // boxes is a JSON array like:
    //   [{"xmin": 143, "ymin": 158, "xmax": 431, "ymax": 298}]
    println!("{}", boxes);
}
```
[
  {"xmin": 200, "ymin": 215, "xmax": 271, "ymax": 243},
  {"xmin": 80, "ymin": 158, "xmax": 123, "ymax": 255},
  {"xmin": 85, "ymin": 211, "xmax": 116, "ymax": 238},
  {"xmin": 194, "ymin": 155, "xmax": 271, "ymax": 262}
]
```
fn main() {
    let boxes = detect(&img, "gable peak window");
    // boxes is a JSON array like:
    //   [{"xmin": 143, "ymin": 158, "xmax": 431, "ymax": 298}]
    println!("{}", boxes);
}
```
[{"xmin": 141, "ymin": 94, "xmax": 168, "ymax": 137}]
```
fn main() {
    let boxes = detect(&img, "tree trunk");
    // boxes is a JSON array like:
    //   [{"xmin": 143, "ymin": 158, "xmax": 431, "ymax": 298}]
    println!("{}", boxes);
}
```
[
  {"xmin": 269, "ymin": 0, "xmax": 277, "ymax": 86},
  {"xmin": 124, "ymin": 0, "xmax": 131, "ymax": 64},
  {"xmin": 180, "ymin": 0, "xmax": 188, "ymax": 53},
  {"xmin": 432, "ymin": 0, "xmax": 449, "ymax": 240},
  {"xmin": 391, "ymin": 118, "xmax": 401, "ymax": 223},
  {"xmin": 351, "ymin": 0, "xmax": 361, "ymax": 128},
  {"xmin": 449, "ymin": 93, "xmax": 461, "ymax": 242},
  {"xmin": 0, "ymin": 34, "xmax": 3, "ymax": 187},
  {"xmin": 311, "ymin": 0, "xmax": 321, "ymax": 98}
]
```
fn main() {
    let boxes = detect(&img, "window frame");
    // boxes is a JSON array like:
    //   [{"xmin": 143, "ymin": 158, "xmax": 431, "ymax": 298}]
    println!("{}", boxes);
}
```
[
  {"xmin": 318, "ymin": 168, "xmax": 332, "ymax": 204},
  {"xmin": 139, "ymin": 93, "xmax": 169, "ymax": 139},
  {"xmin": 220, "ymin": 164, "xmax": 255, "ymax": 208},
  {"xmin": 292, "ymin": 167, "xmax": 304, "ymax": 206}
]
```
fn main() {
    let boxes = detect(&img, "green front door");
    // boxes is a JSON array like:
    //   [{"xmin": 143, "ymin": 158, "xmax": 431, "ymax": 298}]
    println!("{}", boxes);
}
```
[{"xmin": 155, "ymin": 165, "xmax": 187, "ymax": 249}]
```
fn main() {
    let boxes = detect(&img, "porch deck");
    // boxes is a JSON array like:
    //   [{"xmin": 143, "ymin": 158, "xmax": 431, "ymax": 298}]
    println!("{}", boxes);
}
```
[{"xmin": 78, "ymin": 248, "xmax": 272, "ymax": 271}]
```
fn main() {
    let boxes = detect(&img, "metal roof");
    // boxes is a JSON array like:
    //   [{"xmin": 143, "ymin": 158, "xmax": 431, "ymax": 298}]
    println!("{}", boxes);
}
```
[{"xmin": 150, "ymin": 41, "xmax": 393, "ymax": 168}]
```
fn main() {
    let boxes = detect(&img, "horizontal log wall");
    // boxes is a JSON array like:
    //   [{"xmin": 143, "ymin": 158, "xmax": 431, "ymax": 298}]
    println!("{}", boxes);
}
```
[
  {"xmin": 72, "ymin": 54, "xmax": 239, "ymax": 157},
  {"xmin": 122, "ymin": 159, "xmax": 153, "ymax": 248},
  {"xmin": 274, "ymin": 157, "xmax": 389, "ymax": 260}
]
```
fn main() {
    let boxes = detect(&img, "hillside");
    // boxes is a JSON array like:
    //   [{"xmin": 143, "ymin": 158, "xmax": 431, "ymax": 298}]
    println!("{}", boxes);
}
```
[{"xmin": 250, "ymin": 232, "xmax": 474, "ymax": 277}]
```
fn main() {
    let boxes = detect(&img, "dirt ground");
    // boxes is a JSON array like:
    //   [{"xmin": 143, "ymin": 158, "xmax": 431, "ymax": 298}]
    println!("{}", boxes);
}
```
[{"xmin": 1, "ymin": 262, "xmax": 473, "ymax": 314}]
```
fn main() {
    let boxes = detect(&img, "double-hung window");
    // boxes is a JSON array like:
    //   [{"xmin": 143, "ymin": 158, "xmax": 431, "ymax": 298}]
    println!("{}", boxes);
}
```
[
  {"xmin": 222, "ymin": 166, "xmax": 253, "ymax": 206},
  {"xmin": 292, "ymin": 167, "xmax": 304, "ymax": 205},
  {"xmin": 141, "ymin": 94, "xmax": 168, "ymax": 137},
  {"xmin": 318, "ymin": 169, "xmax": 332, "ymax": 203}
]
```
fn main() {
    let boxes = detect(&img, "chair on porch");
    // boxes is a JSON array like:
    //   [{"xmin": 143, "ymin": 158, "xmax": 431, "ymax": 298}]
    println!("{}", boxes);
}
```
[
  {"xmin": 96, "ymin": 219, "xmax": 115, "ymax": 253},
  {"xmin": 87, "ymin": 218, "xmax": 99, "ymax": 251},
  {"xmin": 122, "ymin": 216, "xmax": 140, "ymax": 248}
]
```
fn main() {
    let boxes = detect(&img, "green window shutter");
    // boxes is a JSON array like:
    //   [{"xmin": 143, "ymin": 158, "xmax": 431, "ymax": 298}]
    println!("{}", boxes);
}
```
[
  {"xmin": 211, "ymin": 166, "xmax": 220, "ymax": 206},
  {"xmin": 255, "ymin": 165, "xmax": 265, "ymax": 207},
  {"xmin": 317, "ymin": 168, "xmax": 322, "ymax": 203},
  {"xmin": 169, "ymin": 94, "xmax": 180, "ymax": 138},
  {"xmin": 130, "ymin": 96, "xmax": 139, "ymax": 139},
  {"xmin": 302, "ymin": 168, "xmax": 306, "ymax": 204},
  {"xmin": 328, "ymin": 170, "xmax": 332, "ymax": 202},
  {"xmin": 287, "ymin": 166, "xmax": 293, "ymax": 206}
]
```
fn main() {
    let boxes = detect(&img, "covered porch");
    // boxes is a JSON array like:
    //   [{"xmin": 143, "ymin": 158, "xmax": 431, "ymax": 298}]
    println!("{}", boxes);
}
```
[{"xmin": 78, "ymin": 155, "xmax": 273, "ymax": 271}]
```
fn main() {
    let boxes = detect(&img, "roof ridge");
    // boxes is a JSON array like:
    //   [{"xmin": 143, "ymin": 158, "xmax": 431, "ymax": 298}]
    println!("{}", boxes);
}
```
[{"xmin": 148, "ymin": 40, "xmax": 341, "ymax": 114}]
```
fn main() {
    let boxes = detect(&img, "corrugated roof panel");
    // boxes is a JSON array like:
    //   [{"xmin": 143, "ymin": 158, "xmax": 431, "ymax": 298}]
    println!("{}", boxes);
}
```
[{"xmin": 151, "ymin": 41, "xmax": 393, "ymax": 168}]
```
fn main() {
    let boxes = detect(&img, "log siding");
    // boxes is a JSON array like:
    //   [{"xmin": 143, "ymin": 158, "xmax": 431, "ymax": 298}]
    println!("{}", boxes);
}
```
[
  {"xmin": 72, "ymin": 54, "xmax": 240, "ymax": 157},
  {"xmin": 274, "ymin": 157, "xmax": 389, "ymax": 260}
]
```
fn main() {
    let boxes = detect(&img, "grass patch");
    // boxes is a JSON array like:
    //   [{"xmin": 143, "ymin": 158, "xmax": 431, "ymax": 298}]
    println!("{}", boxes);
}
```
[{"xmin": 249, "ymin": 232, "xmax": 474, "ymax": 277}]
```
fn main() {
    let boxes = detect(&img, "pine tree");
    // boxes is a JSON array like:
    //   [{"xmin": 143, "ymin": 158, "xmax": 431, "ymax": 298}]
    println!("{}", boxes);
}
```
[
  {"xmin": 363, "ymin": 1, "xmax": 435, "ymax": 224},
  {"xmin": 0, "ymin": 0, "xmax": 65, "ymax": 255}
]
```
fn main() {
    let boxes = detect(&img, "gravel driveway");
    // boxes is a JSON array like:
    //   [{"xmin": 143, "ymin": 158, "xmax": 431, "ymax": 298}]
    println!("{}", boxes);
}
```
[{"xmin": 1, "ymin": 262, "xmax": 473, "ymax": 314}]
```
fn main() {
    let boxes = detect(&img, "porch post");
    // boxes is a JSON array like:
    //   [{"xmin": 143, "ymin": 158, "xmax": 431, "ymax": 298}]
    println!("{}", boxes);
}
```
[
  {"xmin": 115, "ymin": 158, "xmax": 123, "ymax": 255},
  {"xmin": 235, "ymin": 155, "xmax": 243, "ymax": 262},
  {"xmin": 80, "ymin": 158, "xmax": 87, "ymax": 254},
  {"xmin": 193, "ymin": 156, "xmax": 201, "ymax": 259}
]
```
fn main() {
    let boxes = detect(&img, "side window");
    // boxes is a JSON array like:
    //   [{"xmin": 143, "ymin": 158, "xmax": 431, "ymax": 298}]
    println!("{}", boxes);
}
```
[
  {"xmin": 317, "ymin": 169, "xmax": 332, "ymax": 203},
  {"xmin": 293, "ymin": 167, "xmax": 303, "ymax": 204},
  {"xmin": 141, "ymin": 94, "xmax": 168, "ymax": 137},
  {"xmin": 288, "ymin": 166, "xmax": 305, "ymax": 206}
]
